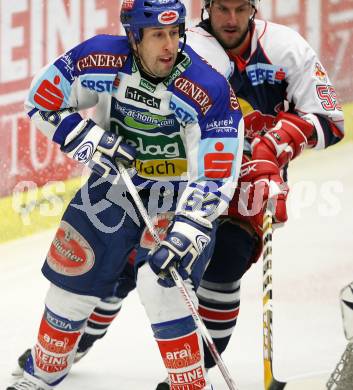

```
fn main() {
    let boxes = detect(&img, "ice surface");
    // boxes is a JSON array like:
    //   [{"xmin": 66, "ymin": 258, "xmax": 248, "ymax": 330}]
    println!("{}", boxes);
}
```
[{"xmin": 1, "ymin": 143, "xmax": 352, "ymax": 389}]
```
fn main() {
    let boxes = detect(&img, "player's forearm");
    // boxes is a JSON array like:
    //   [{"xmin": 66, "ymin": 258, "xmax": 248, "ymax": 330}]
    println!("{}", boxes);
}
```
[{"xmin": 301, "ymin": 113, "xmax": 344, "ymax": 150}]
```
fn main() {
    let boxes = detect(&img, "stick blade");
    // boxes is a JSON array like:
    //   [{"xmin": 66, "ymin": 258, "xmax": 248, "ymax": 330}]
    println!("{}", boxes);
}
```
[{"xmin": 268, "ymin": 379, "xmax": 287, "ymax": 390}]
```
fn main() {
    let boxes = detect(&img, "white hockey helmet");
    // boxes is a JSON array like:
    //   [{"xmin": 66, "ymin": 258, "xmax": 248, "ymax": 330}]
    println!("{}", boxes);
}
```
[{"xmin": 204, "ymin": 0, "xmax": 260, "ymax": 9}]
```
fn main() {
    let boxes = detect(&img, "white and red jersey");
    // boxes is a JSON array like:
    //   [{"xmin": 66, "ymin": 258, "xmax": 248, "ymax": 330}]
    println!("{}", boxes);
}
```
[
  {"xmin": 187, "ymin": 18, "xmax": 344, "ymax": 264},
  {"xmin": 188, "ymin": 19, "xmax": 344, "ymax": 153}
]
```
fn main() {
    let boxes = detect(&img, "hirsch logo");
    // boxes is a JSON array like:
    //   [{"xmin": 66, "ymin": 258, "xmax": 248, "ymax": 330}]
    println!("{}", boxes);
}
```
[
  {"xmin": 174, "ymin": 77, "xmax": 212, "ymax": 115},
  {"xmin": 76, "ymin": 54, "xmax": 128, "ymax": 72},
  {"xmin": 204, "ymin": 142, "xmax": 234, "ymax": 179},
  {"xmin": 158, "ymin": 11, "xmax": 179, "ymax": 25},
  {"xmin": 34, "ymin": 75, "xmax": 64, "ymax": 110},
  {"xmin": 125, "ymin": 87, "xmax": 161, "ymax": 109}
]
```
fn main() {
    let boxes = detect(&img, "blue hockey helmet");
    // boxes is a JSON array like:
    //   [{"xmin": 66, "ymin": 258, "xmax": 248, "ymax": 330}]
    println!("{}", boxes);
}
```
[{"xmin": 120, "ymin": 0, "xmax": 186, "ymax": 43}]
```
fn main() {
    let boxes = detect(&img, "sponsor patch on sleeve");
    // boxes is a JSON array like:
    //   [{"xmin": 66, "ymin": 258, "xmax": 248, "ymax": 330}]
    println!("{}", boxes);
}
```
[
  {"xmin": 198, "ymin": 140, "xmax": 238, "ymax": 179},
  {"xmin": 29, "ymin": 67, "xmax": 71, "ymax": 110},
  {"xmin": 202, "ymin": 116, "xmax": 238, "ymax": 139}
]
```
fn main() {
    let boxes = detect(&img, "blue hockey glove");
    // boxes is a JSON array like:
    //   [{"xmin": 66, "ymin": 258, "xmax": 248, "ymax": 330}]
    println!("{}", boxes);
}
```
[
  {"xmin": 60, "ymin": 119, "xmax": 136, "ymax": 179},
  {"xmin": 90, "ymin": 132, "xmax": 136, "ymax": 178},
  {"xmin": 148, "ymin": 214, "xmax": 212, "ymax": 287}
]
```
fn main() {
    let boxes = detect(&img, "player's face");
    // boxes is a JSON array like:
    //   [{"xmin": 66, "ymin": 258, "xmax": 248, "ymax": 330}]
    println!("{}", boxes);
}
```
[
  {"xmin": 136, "ymin": 25, "xmax": 180, "ymax": 78},
  {"xmin": 208, "ymin": 0, "xmax": 254, "ymax": 51}
]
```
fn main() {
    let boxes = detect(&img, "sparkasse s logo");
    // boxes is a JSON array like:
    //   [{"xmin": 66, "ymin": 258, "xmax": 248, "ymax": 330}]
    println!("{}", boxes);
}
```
[
  {"xmin": 34, "ymin": 76, "xmax": 64, "ymax": 110},
  {"xmin": 204, "ymin": 142, "xmax": 234, "ymax": 179},
  {"xmin": 158, "ymin": 11, "xmax": 179, "ymax": 25}
]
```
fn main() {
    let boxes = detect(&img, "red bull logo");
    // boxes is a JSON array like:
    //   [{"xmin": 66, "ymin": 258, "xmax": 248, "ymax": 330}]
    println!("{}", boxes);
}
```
[
  {"xmin": 243, "ymin": 110, "xmax": 276, "ymax": 139},
  {"xmin": 314, "ymin": 62, "xmax": 327, "ymax": 83}
]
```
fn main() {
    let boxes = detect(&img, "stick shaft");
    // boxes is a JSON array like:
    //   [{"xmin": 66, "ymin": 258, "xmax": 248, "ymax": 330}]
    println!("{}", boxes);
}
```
[
  {"xmin": 262, "ymin": 204, "xmax": 286, "ymax": 390},
  {"xmin": 117, "ymin": 162, "xmax": 238, "ymax": 390}
]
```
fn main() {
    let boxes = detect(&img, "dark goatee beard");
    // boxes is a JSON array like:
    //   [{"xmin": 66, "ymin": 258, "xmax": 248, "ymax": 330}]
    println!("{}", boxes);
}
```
[{"xmin": 216, "ymin": 27, "xmax": 249, "ymax": 51}]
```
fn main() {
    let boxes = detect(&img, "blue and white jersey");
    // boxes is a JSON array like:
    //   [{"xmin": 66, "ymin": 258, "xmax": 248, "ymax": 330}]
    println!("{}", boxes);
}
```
[{"xmin": 25, "ymin": 34, "xmax": 244, "ymax": 222}]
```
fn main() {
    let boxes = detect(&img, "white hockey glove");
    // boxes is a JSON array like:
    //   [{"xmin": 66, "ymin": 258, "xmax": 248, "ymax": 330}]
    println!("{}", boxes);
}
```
[
  {"xmin": 61, "ymin": 119, "xmax": 136, "ymax": 179},
  {"xmin": 148, "ymin": 214, "xmax": 212, "ymax": 288}
]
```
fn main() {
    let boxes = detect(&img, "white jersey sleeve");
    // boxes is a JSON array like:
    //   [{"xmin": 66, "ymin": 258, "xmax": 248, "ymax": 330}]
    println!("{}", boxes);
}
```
[
  {"xmin": 186, "ymin": 26, "xmax": 233, "ymax": 80},
  {"xmin": 257, "ymin": 20, "xmax": 344, "ymax": 149}
]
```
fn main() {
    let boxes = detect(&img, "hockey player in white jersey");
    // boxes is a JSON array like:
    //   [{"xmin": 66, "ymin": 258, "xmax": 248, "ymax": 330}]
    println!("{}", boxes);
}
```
[
  {"xmin": 157, "ymin": 1, "xmax": 344, "ymax": 388},
  {"xmin": 7, "ymin": 1, "xmax": 244, "ymax": 389},
  {"xmin": 156, "ymin": 1, "xmax": 344, "ymax": 387},
  {"xmin": 191, "ymin": 0, "xmax": 344, "ymax": 368}
]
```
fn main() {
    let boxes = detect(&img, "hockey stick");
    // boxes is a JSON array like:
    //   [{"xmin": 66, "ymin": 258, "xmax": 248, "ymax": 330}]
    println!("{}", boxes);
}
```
[
  {"xmin": 116, "ymin": 161, "xmax": 238, "ymax": 390},
  {"xmin": 326, "ymin": 282, "xmax": 353, "ymax": 389},
  {"xmin": 262, "ymin": 189, "xmax": 287, "ymax": 390}
]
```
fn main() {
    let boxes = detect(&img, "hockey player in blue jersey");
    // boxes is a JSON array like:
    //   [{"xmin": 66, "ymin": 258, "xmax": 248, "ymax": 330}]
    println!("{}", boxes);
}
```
[
  {"xmin": 7, "ymin": 1, "xmax": 244, "ymax": 389},
  {"xmin": 12, "ymin": 1, "xmax": 345, "ymax": 389}
]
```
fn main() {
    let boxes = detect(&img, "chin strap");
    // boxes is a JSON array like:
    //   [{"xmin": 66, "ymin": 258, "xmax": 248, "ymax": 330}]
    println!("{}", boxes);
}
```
[
  {"xmin": 180, "ymin": 33, "xmax": 187, "ymax": 54},
  {"xmin": 250, "ymin": 4, "xmax": 257, "ymax": 23}
]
